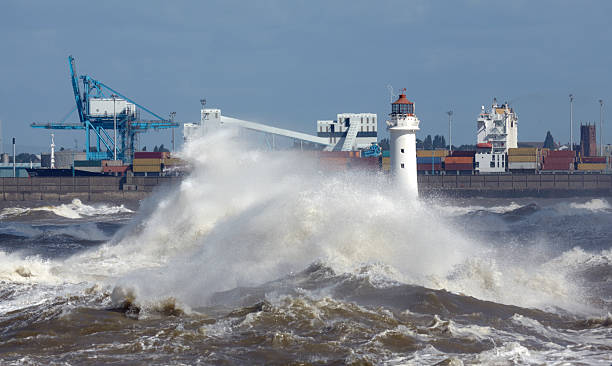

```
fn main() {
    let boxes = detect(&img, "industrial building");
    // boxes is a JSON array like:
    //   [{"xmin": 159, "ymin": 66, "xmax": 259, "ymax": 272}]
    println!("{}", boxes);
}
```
[
  {"xmin": 580, "ymin": 124, "xmax": 597, "ymax": 157},
  {"xmin": 317, "ymin": 113, "xmax": 377, "ymax": 150}
]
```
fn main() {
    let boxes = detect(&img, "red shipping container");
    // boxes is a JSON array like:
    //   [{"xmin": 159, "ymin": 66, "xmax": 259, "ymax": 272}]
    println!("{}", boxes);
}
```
[
  {"xmin": 134, "ymin": 152, "xmax": 164, "ymax": 159},
  {"xmin": 544, "ymin": 156, "xmax": 574, "ymax": 163},
  {"xmin": 548, "ymin": 150, "xmax": 576, "ymax": 158},
  {"xmin": 542, "ymin": 163, "xmax": 573, "ymax": 170},
  {"xmin": 417, "ymin": 164, "xmax": 442, "ymax": 171},
  {"xmin": 445, "ymin": 163, "xmax": 473, "ymax": 171},
  {"xmin": 450, "ymin": 151, "xmax": 476, "ymax": 157},
  {"xmin": 445, "ymin": 156, "xmax": 473, "ymax": 164},
  {"xmin": 581, "ymin": 156, "xmax": 606, "ymax": 163}
]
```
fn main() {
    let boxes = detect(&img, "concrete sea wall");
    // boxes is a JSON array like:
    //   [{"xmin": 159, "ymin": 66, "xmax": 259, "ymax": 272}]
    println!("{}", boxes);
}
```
[
  {"xmin": 0, "ymin": 176, "xmax": 181, "ymax": 202},
  {"xmin": 418, "ymin": 173, "xmax": 612, "ymax": 197}
]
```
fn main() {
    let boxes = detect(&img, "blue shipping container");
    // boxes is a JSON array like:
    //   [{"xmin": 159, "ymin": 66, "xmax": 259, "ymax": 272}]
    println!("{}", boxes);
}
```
[{"xmin": 416, "ymin": 157, "xmax": 442, "ymax": 164}]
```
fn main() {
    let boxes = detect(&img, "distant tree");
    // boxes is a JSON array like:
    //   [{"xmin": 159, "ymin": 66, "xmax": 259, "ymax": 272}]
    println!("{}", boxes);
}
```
[
  {"xmin": 15, "ymin": 153, "xmax": 40, "ymax": 163},
  {"xmin": 543, "ymin": 131, "xmax": 555, "ymax": 149},
  {"xmin": 423, "ymin": 135, "xmax": 433, "ymax": 149},
  {"xmin": 433, "ymin": 135, "xmax": 446, "ymax": 149},
  {"xmin": 60, "ymin": 147, "xmax": 65, "ymax": 151},
  {"xmin": 416, "ymin": 138, "xmax": 424, "ymax": 149},
  {"xmin": 456, "ymin": 144, "xmax": 477, "ymax": 151},
  {"xmin": 153, "ymin": 145, "xmax": 159, "ymax": 152},
  {"xmin": 142, "ymin": 146, "xmax": 147, "ymax": 151},
  {"xmin": 158, "ymin": 144, "xmax": 170, "ymax": 152},
  {"xmin": 378, "ymin": 138, "xmax": 390, "ymax": 150}
]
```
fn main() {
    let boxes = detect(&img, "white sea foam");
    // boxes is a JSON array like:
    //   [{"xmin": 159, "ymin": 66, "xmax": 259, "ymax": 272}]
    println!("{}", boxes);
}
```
[
  {"xmin": 569, "ymin": 198, "xmax": 611, "ymax": 212},
  {"xmin": 433, "ymin": 201, "xmax": 523, "ymax": 216},
  {"xmin": 0, "ymin": 199, "xmax": 132, "ymax": 220}
]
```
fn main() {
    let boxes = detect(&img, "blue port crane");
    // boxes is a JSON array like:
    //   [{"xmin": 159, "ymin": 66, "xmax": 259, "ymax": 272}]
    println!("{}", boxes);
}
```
[{"xmin": 31, "ymin": 56, "xmax": 178, "ymax": 162}]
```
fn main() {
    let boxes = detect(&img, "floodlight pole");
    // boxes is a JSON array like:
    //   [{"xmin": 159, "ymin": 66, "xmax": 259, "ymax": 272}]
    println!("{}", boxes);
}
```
[
  {"xmin": 599, "ymin": 99, "xmax": 604, "ymax": 156},
  {"xmin": 447, "ymin": 110, "xmax": 453, "ymax": 153},
  {"xmin": 569, "ymin": 94, "xmax": 574, "ymax": 151}
]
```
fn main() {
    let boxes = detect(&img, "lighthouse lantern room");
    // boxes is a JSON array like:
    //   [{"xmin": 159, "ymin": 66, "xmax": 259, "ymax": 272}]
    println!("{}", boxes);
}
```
[{"xmin": 386, "ymin": 89, "xmax": 420, "ymax": 197}]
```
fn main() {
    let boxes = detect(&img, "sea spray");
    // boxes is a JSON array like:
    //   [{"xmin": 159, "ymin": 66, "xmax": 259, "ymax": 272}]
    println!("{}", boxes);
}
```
[
  {"xmin": 0, "ymin": 129, "xmax": 602, "ymax": 315},
  {"xmin": 93, "ymin": 129, "xmax": 592, "ymax": 313}
]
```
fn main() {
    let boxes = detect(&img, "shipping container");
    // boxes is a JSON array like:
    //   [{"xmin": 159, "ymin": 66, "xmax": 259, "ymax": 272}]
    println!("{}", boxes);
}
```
[
  {"xmin": 449, "ymin": 151, "xmax": 476, "ymax": 157},
  {"xmin": 445, "ymin": 156, "xmax": 473, "ymax": 164},
  {"xmin": 417, "ymin": 163, "xmax": 443, "ymax": 171},
  {"xmin": 102, "ymin": 166, "xmax": 129, "ymax": 176},
  {"xmin": 101, "ymin": 160, "xmax": 123, "ymax": 167},
  {"xmin": 416, "ymin": 150, "xmax": 448, "ymax": 158},
  {"xmin": 508, "ymin": 155, "xmax": 537, "ymax": 163},
  {"xmin": 74, "ymin": 166, "xmax": 102, "ymax": 173},
  {"xmin": 541, "ymin": 163, "xmax": 573, "ymax": 170},
  {"xmin": 444, "ymin": 163, "xmax": 474, "ymax": 171},
  {"xmin": 134, "ymin": 152, "xmax": 165, "ymax": 159},
  {"xmin": 547, "ymin": 150, "xmax": 576, "ymax": 158},
  {"xmin": 133, "ymin": 158, "xmax": 162, "ymax": 166},
  {"xmin": 133, "ymin": 165, "xmax": 162, "ymax": 173},
  {"xmin": 416, "ymin": 157, "xmax": 442, "ymax": 164},
  {"xmin": 577, "ymin": 163, "xmax": 607, "ymax": 171},
  {"xmin": 163, "ymin": 158, "xmax": 186, "ymax": 166},
  {"xmin": 544, "ymin": 155, "xmax": 574, "ymax": 163},
  {"xmin": 74, "ymin": 160, "xmax": 102, "ymax": 167},
  {"xmin": 508, "ymin": 147, "xmax": 538, "ymax": 155},
  {"xmin": 508, "ymin": 162, "xmax": 538, "ymax": 170},
  {"xmin": 580, "ymin": 156, "xmax": 607, "ymax": 163}
]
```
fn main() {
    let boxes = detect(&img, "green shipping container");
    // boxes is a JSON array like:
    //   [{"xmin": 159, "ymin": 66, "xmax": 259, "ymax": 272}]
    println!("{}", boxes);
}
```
[{"xmin": 74, "ymin": 160, "xmax": 103, "ymax": 167}]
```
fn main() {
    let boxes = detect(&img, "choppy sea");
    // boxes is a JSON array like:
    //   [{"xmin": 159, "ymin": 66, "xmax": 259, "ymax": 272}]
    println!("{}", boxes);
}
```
[{"xmin": 1, "ymin": 133, "xmax": 610, "ymax": 365}]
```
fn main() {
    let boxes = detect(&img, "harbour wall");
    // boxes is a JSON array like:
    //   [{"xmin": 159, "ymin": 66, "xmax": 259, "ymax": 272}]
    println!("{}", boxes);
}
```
[
  {"xmin": 0, "ymin": 173, "xmax": 610, "ymax": 203},
  {"xmin": 418, "ymin": 173, "xmax": 612, "ymax": 197},
  {"xmin": 0, "ymin": 176, "xmax": 181, "ymax": 203}
]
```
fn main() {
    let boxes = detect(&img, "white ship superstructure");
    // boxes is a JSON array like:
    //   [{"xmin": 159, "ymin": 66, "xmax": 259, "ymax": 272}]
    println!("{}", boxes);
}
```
[
  {"xmin": 477, "ymin": 99, "xmax": 518, "ymax": 154},
  {"xmin": 475, "ymin": 143, "xmax": 506, "ymax": 173}
]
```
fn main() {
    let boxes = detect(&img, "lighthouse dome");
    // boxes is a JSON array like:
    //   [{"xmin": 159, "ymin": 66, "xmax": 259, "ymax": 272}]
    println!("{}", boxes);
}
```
[{"xmin": 391, "ymin": 89, "xmax": 414, "ymax": 115}]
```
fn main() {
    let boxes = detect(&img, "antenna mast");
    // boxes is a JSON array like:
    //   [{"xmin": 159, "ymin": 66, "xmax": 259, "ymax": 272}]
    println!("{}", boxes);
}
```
[{"xmin": 386, "ymin": 85, "xmax": 396, "ymax": 103}]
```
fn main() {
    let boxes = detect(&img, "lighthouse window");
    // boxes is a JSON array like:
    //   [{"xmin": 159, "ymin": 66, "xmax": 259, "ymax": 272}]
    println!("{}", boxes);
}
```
[
  {"xmin": 401, "ymin": 163, "xmax": 405, "ymax": 168},
  {"xmin": 401, "ymin": 149, "xmax": 404, "ymax": 153}
]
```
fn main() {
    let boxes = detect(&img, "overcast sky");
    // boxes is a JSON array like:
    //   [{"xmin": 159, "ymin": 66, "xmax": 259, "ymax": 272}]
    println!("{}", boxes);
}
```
[{"xmin": 1, "ymin": 0, "xmax": 611, "ymax": 153}]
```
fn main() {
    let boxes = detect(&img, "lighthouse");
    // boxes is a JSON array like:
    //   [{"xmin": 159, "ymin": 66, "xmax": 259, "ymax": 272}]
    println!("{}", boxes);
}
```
[{"xmin": 387, "ymin": 89, "xmax": 420, "ymax": 197}]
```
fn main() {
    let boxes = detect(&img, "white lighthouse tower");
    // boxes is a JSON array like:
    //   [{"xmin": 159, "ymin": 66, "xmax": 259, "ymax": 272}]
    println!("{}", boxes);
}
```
[{"xmin": 386, "ymin": 89, "xmax": 420, "ymax": 197}]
